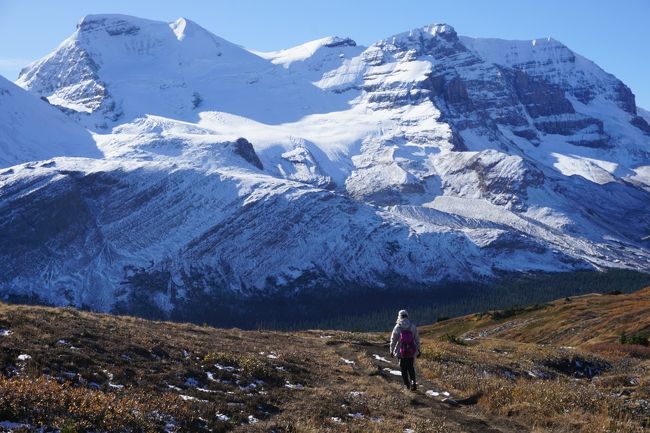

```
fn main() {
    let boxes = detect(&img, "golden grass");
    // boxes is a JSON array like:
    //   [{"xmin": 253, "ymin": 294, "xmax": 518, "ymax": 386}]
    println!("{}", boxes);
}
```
[
  {"xmin": 417, "ymin": 336, "xmax": 649, "ymax": 433},
  {"xmin": 0, "ymin": 287, "xmax": 649, "ymax": 432},
  {"xmin": 421, "ymin": 287, "xmax": 650, "ymax": 348},
  {"xmin": 0, "ymin": 375, "xmax": 201, "ymax": 432}
]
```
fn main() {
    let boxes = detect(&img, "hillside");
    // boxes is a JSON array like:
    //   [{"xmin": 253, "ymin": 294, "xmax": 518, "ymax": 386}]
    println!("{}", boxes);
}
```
[
  {"xmin": 0, "ymin": 289, "xmax": 648, "ymax": 432},
  {"xmin": 421, "ymin": 287, "xmax": 650, "ymax": 348}
]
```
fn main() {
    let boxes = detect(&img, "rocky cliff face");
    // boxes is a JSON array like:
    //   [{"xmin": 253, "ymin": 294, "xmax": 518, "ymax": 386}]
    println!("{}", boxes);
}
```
[{"xmin": 2, "ymin": 15, "xmax": 649, "ymax": 315}]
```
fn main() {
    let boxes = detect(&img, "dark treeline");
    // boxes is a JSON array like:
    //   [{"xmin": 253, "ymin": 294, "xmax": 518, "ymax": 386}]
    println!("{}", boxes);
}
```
[
  {"xmin": 250, "ymin": 269, "xmax": 650, "ymax": 331},
  {"xmin": 168, "ymin": 269, "xmax": 650, "ymax": 331},
  {"xmin": 10, "ymin": 269, "xmax": 650, "ymax": 332}
]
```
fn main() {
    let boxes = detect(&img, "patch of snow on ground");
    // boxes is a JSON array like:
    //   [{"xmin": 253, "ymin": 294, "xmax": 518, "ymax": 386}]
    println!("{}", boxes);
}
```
[
  {"xmin": 214, "ymin": 363, "xmax": 237, "ymax": 372},
  {"xmin": 383, "ymin": 368, "xmax": 402, "ymax": 376},
  {"xmin": 239, "ymin": 382, "xmax": 259, "ymax": 391},
  {"xmin": 0, "ymin": 329, "xmax": 11, "ymax": 337},
  {"xmin": 285, "ymin": 381, "xmax": 304, "ymax": 390},
  {"xmin": 16, "ymin": 354, "xmax": 31, "ymax": 361},
  {"xmin": 372, "ymin": 354, "xmax": 392, "ymax": 363},
  {"xmin": 0, "ymin": 421, "xmax": 29, "ymax": 430},
  {"xmin": 179, "ymin": 395, "xmax": 208, "ymax": 403},
  {"xmin": 185, "ymin": 377, "xmax": 199, "ymax": 387},
  {"xmin": 425, "ymin": 389, "xmax": 451, "ymax": 397},
  {"xmin": 341, "ymin": 357, "xmax": 355, "ymax": 365}
]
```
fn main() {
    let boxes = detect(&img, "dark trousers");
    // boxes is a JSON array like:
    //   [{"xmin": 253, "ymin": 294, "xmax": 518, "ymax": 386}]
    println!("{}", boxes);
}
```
[{"xmin": 399, "ymin": 357, "xmax": 416, "ymax": 386}]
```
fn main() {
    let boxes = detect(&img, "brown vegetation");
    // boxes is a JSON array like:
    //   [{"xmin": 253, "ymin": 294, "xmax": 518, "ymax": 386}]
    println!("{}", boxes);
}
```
[
  {"xmin": 0, "ymin": 288, "xmax": 648, "ymax": 432},
  {"xmin": 420, "ymin": 287, "xmax": 650, "ymax": 348}
]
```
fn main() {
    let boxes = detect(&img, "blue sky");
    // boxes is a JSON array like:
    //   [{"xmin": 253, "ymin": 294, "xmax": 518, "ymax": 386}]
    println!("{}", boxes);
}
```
[{"xmin": 1, "ymin": 0, "xmax": 649, "ymax": 108}]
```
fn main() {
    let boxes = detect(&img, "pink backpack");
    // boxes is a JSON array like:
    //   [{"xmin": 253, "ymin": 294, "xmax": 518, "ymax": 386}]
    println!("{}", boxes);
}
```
[{"xmin": 399, "ymin": 328, "xmax": 417, "ymax": 358}]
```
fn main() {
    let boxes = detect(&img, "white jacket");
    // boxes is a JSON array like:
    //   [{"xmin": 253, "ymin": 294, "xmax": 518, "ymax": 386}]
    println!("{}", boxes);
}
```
[{"xmin": 390, "ymin": 318, "xmax": 420, "ymax": 357}]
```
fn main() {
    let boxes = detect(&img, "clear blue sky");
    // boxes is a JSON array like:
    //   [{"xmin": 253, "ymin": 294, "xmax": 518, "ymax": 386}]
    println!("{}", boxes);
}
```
[{"xmin": 1, "ymin": 0, "xmax": 649, "ymax": 108}]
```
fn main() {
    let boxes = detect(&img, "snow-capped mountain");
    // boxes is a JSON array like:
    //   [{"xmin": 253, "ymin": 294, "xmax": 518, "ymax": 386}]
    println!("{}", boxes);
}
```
[
  {"xmin": 2, "ymin": 15, "xmax": 650, "ymax": 315},
  {"xmin": 16, "ymin": 15, "xmax": 346, "ymax": 127}
]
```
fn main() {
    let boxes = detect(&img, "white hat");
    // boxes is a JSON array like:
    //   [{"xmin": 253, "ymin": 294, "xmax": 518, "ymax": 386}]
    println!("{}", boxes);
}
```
[{"xmin": 398, "ymin": 309, "xmax": 408, "ymax": 318}]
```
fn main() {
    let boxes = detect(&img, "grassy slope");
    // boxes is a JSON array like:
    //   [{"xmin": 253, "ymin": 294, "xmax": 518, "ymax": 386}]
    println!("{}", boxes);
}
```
[
  {"xmin": 0, "ymin": 289, "xmax": 648, "ymax": 432},
  {"xmin": 420, "ymin": 287, "xmax": 650, "ymax": 347},
  {"xmin": 0, "ymin": 303, "xmax": 524, "ymax": 433}
]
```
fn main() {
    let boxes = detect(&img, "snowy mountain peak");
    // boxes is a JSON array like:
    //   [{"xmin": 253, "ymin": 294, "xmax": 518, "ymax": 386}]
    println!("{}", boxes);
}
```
[
  {"xmin": 324, "ymin": 36, "xmax": 357, "ymax": 48},
  {"xmin": 533, "ymin": 36, "xmax": 559, "ymax": 45},
  {"xmin": 170, "ymin": 17, "xmax": 197, "ymax": 40},
  {"xmin": 74, "ymin": 14, "xmax": 215, "ymax": 45},
  {"xmin": 17, "ymin": 14, "xmax": 346, "ymax": 127},
  {"xmin": 72, "ymin": 13, "xmax": 230, "ymax": 60},
  {"xmin": 373, "ymin": 22, "xmax": 462, "ymax": 59},
  {"xmin": 422, "ymin": 23, "xmax": 457, "ymax": 38},
  {"xmin": 391, "ymin": 22, "xmax": 458, "ymax": 43},
  {"xmin": 76, "ymin": 13, "xmax": 148, "ymax": 35},
  {"xmin": 254, "ymin": 35, "xmax": 359, "ymax": 68}
]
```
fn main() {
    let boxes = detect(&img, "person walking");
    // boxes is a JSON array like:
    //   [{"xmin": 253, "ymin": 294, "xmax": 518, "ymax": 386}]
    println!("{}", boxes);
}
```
[{"xmin": 389, "ymin": 309, "xmax": 421, "ymax": 391}]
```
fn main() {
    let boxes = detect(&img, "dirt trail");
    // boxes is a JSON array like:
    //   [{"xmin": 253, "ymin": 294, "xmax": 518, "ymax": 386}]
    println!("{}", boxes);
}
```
[{"xmin": 325, "ymin": 337, "xmax": 525, "ymax": 433}]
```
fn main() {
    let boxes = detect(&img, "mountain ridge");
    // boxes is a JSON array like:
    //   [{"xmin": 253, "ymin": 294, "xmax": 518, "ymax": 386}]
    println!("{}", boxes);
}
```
[{"xmin": 1, "ymin": 14, "xmax": 649, "ymax": 320}]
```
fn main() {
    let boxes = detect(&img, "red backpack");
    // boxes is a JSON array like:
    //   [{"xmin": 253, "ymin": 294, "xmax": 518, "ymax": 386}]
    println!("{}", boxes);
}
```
[{"xmin": 399, "ymin": 328, "xmax": 417, "ymax": 358}]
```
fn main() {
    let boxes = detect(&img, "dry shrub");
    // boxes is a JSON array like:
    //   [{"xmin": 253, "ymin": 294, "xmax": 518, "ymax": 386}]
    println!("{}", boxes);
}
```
[
  {"xmin": 478, "ymin": 377, "xmax": 644, "ymax": 432},
  {"xmin": 268, "ymin": 417, "xmax": 457, "ymax": 433},
  {"xmin": 417, "ymin": 339, "xmax": 646, "ymax": 432},
  {"xmin": 0, "ymin": 375, "xmax": 225, "ymax": 432},
  {"xmin": 203, "ymin": 350, "xmax": 278, "ymax": 383},
  {"xmin": 481, "ymin": 378, "xmax": 598, "ymax": 416},
  {"xmin": 590, "ymin": 343, "xmax": 650, "ymax": 359}
]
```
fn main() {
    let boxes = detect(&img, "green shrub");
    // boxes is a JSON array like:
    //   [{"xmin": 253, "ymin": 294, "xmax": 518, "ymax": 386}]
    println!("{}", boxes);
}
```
[
  {"xmin": 440, "ymin": 334, "xmax": 466, "ymax": 345},
  {"xmin": 620, "ymin": 331, "xmax": 649, "ymax": 346},
  {"xmin": 59, "ymin": 421, "xmax": 78, "ymax": 433}
]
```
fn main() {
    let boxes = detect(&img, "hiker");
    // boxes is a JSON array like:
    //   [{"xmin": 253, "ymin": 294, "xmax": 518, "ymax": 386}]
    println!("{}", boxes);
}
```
[{"xmin": 389, "ymin": 309, "xmax": 421, "ymax": 390}]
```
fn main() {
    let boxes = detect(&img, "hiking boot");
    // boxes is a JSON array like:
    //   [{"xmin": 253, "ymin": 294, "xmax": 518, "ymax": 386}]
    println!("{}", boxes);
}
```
[{"xmin": 410, "ymin": 383, "xmax": 417, "ymax": 391}]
